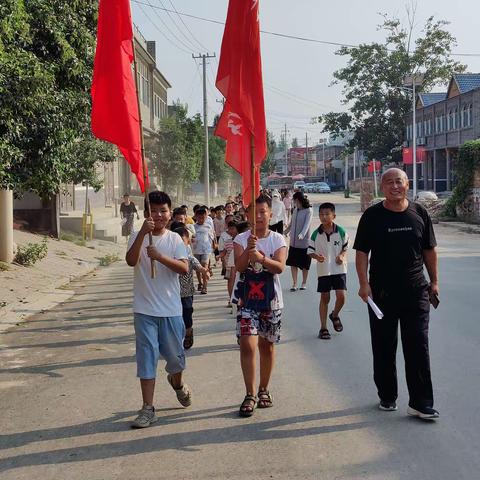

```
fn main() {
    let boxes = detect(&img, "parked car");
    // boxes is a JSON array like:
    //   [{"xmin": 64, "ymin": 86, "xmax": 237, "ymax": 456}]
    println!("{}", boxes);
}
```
[
  {"xmin": 304, "ymin": 183, "xmax": 316, "ymax": 193},
  {"xmin": 316, "ymin": 182, "xmax": 331, "ymax": 193},
  {"xmin": 327, "ymin": 182, "xmax": 343, "ymax": 192},
  {"xmin": 293, "ymin": 181, "xmax": 306, "ymax": 191}
]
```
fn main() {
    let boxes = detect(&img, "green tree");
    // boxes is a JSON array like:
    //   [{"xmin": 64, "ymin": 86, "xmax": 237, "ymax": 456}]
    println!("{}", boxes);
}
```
[
  {"xmin": 260, "ymin": 131, "xmax": 277, "ymax": 176},
  {"xmin": 0, "ymin": 0, "xmax": 114, "ymax": 197},
  {"xmin": 154, "ymin": 103, "xmax": 203, "ymax": 196},
  {"xmin": 291, "ymin": 137, "xmax": 299, "ymax": 148},
  {"xmin": 319, "ymin": 9, "xmax": 466, "ymax": 162}
]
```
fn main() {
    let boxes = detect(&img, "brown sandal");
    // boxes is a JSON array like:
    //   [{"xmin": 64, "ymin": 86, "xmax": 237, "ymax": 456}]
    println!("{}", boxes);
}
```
[
  {"xmin": 239, "ymin": 394, "xmax": 257, "ymax": 417},
  {"xmin": 183, "ymin": 328, "xmax": 194, "ymax": 350},
  {"xmin": 329, "ymin": 312, "xmax": 343, "ymax": 332},
  {"xmin": 258, "ymin": 390, "xmax": 273, "ymax": 408},
  {"xmin": 318, "ymin": 329, "xmax": 331, "ymax": 340}
]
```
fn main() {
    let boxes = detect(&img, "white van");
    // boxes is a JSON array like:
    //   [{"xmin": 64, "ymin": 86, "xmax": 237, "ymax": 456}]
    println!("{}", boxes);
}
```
[{"xmin": 293, "ymin": 181, "xmax": 306, "ymax": 191}]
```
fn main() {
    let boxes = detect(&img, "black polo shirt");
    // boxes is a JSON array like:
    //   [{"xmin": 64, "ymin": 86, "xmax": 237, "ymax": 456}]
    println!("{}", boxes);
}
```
[{"xmin": 353, "ymin": 201, "xmax": 436, "ymax": 291}]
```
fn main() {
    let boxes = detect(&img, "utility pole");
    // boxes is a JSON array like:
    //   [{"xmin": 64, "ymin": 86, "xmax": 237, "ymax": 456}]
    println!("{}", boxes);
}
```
[
  {"xmin": 193, "ymin": 53, "xmax": 216, "ymax": 206},
  {"xmin": 305, "ymin": 132, "xmax": 308, "ymax": 176},
  {"xmin": 284, "ymin": 123, "xmax": 288, "ymax": 175}
]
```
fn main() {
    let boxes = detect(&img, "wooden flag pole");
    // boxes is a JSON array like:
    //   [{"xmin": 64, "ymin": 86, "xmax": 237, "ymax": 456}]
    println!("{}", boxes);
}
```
[
  {"xmin": 251, "ymin": 135, "xmax": 256, "ymax": 236},
  {"xmin": 132, "ymin": 38, "xmax": 155, "ymax": 278}
]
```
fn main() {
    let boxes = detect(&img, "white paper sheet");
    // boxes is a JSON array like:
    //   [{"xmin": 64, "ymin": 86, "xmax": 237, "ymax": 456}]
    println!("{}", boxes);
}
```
[{"xmin": 367, "ymin": 297, "xmax": 384, "ymax": 319}]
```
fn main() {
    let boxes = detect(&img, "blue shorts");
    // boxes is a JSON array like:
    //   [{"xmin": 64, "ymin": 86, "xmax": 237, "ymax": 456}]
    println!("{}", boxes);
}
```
[{"xmin": 134, "ymin": 313, "xmax": 186, "ymax": 379}]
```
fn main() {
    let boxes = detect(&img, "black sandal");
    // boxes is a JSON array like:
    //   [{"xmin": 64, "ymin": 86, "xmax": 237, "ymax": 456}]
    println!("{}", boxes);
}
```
[
  {"xmin": 318, "ymin": 329, "xmax": 331, "ymax": 340},
  {"xmin": 239, "ymin": 394, "xmax": 257, "ymax": 417},
  {"xmin": 329, "ymin": 312, "xmax": 343, "ymax": 332},
  {"xmin": 183, "ymin": 328, "xmax": 194, "ymax": 350},
  {"xmin": 258, "ymin": 390, "xmax": 273, "ymax": 408}
]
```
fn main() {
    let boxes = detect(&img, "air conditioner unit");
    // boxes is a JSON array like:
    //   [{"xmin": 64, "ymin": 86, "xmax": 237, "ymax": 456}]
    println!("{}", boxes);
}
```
[{"xmin": 416, "ymin": 137, "xmax": 426, "ymax": 145}]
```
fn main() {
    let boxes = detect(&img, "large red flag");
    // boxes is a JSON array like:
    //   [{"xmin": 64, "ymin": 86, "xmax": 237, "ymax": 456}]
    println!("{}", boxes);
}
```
[
  {"xmin": 214, "ymin": 0, "xmax": 267, "ymax": 206},
  {"xmin": 91, "ymin": 0, "xmax": 147, "ymax": 192}
]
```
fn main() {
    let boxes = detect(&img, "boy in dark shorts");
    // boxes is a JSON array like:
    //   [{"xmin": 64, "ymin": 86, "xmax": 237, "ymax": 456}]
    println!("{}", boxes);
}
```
[{"xmin": 308, "ymin": 202, "xmax": 349, "ymax": 339}]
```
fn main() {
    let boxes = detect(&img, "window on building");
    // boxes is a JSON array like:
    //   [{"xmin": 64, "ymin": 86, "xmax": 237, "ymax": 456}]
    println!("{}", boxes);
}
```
[
  {"xmin": 468, "ymin": 104, "xmax": 473, "ymax": 127},
  {"xmin": 453, "ymin": 107, "xmax": 458, "ymax": 130}
]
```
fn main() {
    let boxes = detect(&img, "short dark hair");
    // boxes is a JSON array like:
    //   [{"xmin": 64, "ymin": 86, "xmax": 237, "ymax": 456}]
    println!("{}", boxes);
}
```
[
  {"xmin": 246, "ymin": 194, "xmax": 272, "ymax": 211},
  {"xmin": 193, "ymin": 204, "xmax": 201, "ymax": 213},
  {"xmin": 173, "ymin": 207, "xmax": 187, "ymax": 217},
  {"xmin": 196, "ymin": 207, "xmax": 207, "ymax": 216},
  {"xmin": 319, "ymin": 202, "xmax": 335, "ymax": 213},
  {"xmin": 225, "ymin": 214, "xmax": 234, "ymax": 222},
  {"xmin": 173, "ymin": 226, "xmax": 190, "ymax": 239},
  {"xmin": 181, "ymin": 204, "xmax": 188, "ymax": 210},
  {"xmin": 227, "ymin": 220, "xmax": 238, "ymax": 229},
  {"xmin": 145, "ymin": 191, "xmax": 171, "ymax": 212},
  {"xmin": 236, "ymin": 221, "xmax": 250, "ymax": 234},
  {"xmin": 170, "ymin": 221, "xmax": 185, "ymax": 231}
]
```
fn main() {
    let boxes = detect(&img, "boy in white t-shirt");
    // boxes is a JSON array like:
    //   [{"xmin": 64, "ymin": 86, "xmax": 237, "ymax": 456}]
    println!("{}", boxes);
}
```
[
  {"xmin": 308, "ymin": 202, "xmax": 349, "ymax": 340},
  {"xmin": 233, "ymin": 194, "xmax": 287, "ymax": 418},
  {"xmin": 126, "ymin": 191, "xmax": 192, "ymax": 428}
]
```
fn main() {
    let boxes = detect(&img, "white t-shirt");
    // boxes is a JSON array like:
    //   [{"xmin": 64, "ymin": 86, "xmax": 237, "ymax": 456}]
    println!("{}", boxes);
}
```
[
  {"xmin": 308, "ymin": 224, "xmax": 349, "ymax": 277},
  {"xmin": 128, "ymin": 230, "xmax": 188, "ymax": 317},
  {"xmin": 232, "ymin": 230, "xmax": 287, "ymax": 310},
  {"xmin": 219, "ymin": 231, "xmax": 235, "ymax": 268},
  {"xmin": 193, "ymin": 223, "xmax": 215, "ymax": 254}
]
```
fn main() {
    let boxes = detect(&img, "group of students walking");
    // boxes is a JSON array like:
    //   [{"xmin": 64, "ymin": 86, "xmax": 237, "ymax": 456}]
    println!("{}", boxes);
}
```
[{"xmin": 126, "ymin": 167, "xmax": 440, "ymax": 428}]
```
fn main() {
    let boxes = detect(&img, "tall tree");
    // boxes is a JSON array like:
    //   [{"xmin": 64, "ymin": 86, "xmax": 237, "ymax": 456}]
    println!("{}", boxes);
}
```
[
  {"xmin": 260, "ymin": 131, "xmax": 277, "ymax": 176},
  {"xmin": 0, "ymin": 0, "xmax": 114, "ymax": 197},
  {"xmin": 319, "ymin": 8, "xmax": 466, "ymax": 162},
  {"xmin": 154, "ymin": 103, "xmax": 203, "ymax": 195}
]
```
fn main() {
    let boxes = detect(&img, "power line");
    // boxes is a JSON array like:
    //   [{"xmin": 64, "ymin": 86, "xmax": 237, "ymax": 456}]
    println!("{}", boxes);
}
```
[
  {"xmin": 142, "ymin": 0, "xmax": 195, "ymax": 53},
  {"xmin": 155, "ymin": 0, "xmax": 200, "ymax": 51},
  {"xmin": 137, "ymin": 3, "xmax": 191, "ymax": 54},
  {"xmin": 131, "ymin": 0, "xmax": 480, "ymax": 57},
  {"xmin": 167, "ymin": 0, "xmax": 210, "ymax": 52}
]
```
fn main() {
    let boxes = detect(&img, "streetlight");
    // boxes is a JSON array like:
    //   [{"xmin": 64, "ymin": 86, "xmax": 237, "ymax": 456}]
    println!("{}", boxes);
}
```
[{"xmin": 403, "ymin": 74, "xmax": 424, "ymax": 199}]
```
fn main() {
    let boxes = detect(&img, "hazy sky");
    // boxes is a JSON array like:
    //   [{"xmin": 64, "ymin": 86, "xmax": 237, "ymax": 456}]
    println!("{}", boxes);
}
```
[{"xmin": 131, "ymin": 0, "xmax": 480, "ymax": 145}]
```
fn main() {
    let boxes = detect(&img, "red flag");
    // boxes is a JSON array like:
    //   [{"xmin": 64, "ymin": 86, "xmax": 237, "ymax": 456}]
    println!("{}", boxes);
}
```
[
  {"xmin": 214, "ymin": 0, "xmax": 267, "ymax": 206},
  {"xmin": 91, "ymin": 0, "xmax": 147, "ymax": 192},
  {"xmin": 402, "ymin": 147, "xmax": 426, "ymax": 165}
]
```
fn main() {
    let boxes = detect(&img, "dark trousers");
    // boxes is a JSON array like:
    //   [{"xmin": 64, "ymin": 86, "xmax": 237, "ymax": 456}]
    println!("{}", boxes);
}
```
[
  {"xmin": 368, "ymin": 286, "xmax": 434, "ymax": 408},
  {"xmin": 269, "ymin": 221, "xmax": 284, "ymax": 234},
  {"xmin": 181, "ymin": 296, "xmax": 194, "ymax": 329}
]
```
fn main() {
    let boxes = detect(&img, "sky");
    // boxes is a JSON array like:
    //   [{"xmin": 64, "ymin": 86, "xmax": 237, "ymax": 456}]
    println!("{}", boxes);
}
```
[{"xmin": 131, "ymin": 0, "xmax": 480, "ymax": 147}]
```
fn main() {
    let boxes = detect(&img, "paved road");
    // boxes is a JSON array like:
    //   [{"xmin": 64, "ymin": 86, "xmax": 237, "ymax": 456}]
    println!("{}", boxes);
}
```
[{"xmin": 1, "ymin": 193, "xmax": 479, "ymax": 479}]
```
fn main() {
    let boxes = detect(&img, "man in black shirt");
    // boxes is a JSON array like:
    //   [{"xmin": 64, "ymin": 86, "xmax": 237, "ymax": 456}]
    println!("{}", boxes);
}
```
[{"xmin": 354, "ymin": 168, "xmax": 439, "ymax": 420}]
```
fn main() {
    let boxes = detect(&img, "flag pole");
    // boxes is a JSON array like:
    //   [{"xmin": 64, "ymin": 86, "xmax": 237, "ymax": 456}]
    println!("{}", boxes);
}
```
[
  {"xmin": 251, "ymin": 135, "xmax": 256, "ymax": 236},
  {"xmin": 131, "ymin": 36, "xmax": 155, "ymax": 278}
]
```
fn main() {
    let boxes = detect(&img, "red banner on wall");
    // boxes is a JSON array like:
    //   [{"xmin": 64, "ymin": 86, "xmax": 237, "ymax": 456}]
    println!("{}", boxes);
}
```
[
  {"xmin": 367, "ymin": 160, "xmax": 381, "ymax": 173},
  {"xmin": 402, "ymin": 147, "xmax": 426, "ymax": 165}
]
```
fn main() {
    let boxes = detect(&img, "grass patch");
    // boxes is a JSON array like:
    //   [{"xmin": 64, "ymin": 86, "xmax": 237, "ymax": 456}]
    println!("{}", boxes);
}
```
[
  {"xmin": 60, "ymin": 232, "xmax": 87, "ymax": 247},
  {"xmin": 15, "ymin": 237, "xmax": 48, "ymax": 266},
  {"xmin": 97, "ymin": 253, "xmax": 120, "ymax": 267},
  {"xmin": 0, "ymin": 262, "xmax": 11, "ymax": 271}
]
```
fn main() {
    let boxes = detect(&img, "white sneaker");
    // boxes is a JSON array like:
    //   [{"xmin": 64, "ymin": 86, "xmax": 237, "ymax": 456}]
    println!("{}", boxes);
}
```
[
  {"xmin": 407, "ymin": 406, "xmax": 439, "ymax": 420},
  {"xmin": 131, "ymin": 405, "xmax": 158, "ymax": 428}
]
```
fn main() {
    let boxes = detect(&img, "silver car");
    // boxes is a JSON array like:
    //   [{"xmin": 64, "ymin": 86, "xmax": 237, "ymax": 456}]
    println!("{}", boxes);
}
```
[{"xmin": 316, "ymin": 182, "xmax": 331, "ymax": 193}]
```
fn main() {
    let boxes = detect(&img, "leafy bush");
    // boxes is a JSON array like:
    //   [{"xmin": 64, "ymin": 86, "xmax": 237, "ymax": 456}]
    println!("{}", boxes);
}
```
[
  {"xmin": 444, "ymin": 140, "xmax": 480, "ymax": 217},
  {"xmin": 97, "ymin": 254, "xmax": 120, "ymax": 266},
  {"xmin": 0, "ymin": 262, "xmax": 10, "ymax": 271},
  {"xmin": 15, "ymin": 238, "xmax": 48, "ymax": 266}
]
